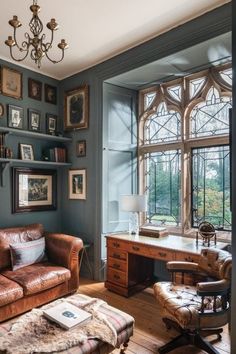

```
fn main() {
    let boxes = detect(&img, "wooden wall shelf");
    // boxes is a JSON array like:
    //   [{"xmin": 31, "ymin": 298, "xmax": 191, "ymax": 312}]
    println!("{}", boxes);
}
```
[{"xmin": 0, "ymin": 127, "xmax": 72, "ymax": 143}]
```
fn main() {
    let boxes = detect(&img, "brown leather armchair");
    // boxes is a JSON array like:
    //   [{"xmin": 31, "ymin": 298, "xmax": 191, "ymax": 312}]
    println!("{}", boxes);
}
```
[
  {"xmin": 0, "ymin": 224, "xmax": 83, "ymax": 322},
  {"xmin": 154, "ymin": 248, "xmax": 231, "ymax": 354}
]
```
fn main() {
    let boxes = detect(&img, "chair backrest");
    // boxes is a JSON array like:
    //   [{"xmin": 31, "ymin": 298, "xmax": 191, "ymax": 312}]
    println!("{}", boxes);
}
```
[
  {"xmin": 198, "ymin": 248, "xmax": 232, "ymax": 280},
  {"xmin": 0, "ymin": 223, "xmax": 44, "ymax": 270}
]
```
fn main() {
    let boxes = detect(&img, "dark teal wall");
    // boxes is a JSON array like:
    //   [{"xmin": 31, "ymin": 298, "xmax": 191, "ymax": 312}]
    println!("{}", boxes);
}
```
[{"xmin": 0, "ymin": 58, "xmax": 62, "ymax": 231}]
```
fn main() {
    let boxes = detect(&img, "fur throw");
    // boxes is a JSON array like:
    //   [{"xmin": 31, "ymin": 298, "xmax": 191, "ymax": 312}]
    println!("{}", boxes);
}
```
[{"xmin": 0, "ymin": 295, "xmax": 117, "ymax": 354}]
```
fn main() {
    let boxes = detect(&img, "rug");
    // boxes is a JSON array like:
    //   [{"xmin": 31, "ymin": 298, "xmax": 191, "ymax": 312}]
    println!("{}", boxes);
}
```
[{"xmin": 0, "ymin": 295, "xmax": 117, "ymax": 354}]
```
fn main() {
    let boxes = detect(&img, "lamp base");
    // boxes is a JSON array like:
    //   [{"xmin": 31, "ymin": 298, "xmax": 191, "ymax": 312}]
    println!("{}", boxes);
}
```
[{"xmin": 129, "ymin": 212, "xmax": 139, "ymax": 235}]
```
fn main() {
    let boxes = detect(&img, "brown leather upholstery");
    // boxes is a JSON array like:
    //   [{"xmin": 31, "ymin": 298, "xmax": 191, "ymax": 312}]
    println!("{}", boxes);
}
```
[
  {"xmin": 2, "ymin": 262, "xmax": 71, "ymax": 296},
  {"xmin": 0, "ymin": 224, "xmax": 83, "ymax": 322},
  {"xmin": 0, "ymin": 275, "xmax": 23, "ymax": 306}
]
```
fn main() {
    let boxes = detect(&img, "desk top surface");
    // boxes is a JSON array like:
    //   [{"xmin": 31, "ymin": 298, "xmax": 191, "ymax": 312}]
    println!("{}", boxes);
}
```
[{"xmin": 106, "ymin": 233, "xmax": 228, "ymax": 255}]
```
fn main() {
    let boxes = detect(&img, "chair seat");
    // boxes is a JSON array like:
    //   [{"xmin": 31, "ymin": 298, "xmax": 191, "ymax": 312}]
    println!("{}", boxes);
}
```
[
  {"xmin": 154, "ymin": 282, "xmax": 226, "ymax": 330},
  {"xmin": 2, "ymin": 262, "xmax": 71, "ymax": 296},
  {"xmin": 0, "ymin": 275, "xmax": 23, "ymax": 307}
]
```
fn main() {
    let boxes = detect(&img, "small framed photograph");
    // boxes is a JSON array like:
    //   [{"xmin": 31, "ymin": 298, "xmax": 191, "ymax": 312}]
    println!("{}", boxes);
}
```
[
  {"xmin": 46, "ymin": 113, "xmax": 57, "ymax": 135},
  {"xmin": 28, "ymin": 109, "xmax": 41, "ymax": 132},
  {"xmin": 45, "ymin": 84, "xmax": 57, "ymax": 105},
  {"xmin": 8, "ymin": 105, "xmax": 23, "ymax": 129},
  {"xmin": 69, "ymin": 169, "xmax": 86, "ymax": 200},
  {"xmin": 12, "ymin": 167, "xmax": 57, "ymax": 213},
  {"xmin": 0, "ymin": 103, "xmax": 4, "ymax": 117},
  {"xmin": 1, "ymin": 66, "xmax": 22, "ymax": 99},
  {"xmin": 64, "ymin": 85, "xmax": 89, "ymax": 130},
  {"xmin": 19, "ymin": 144, "xmax": 34, "ymax": 161},
  {"xmin": 28, "ymin": 78, "xmax": 42, "ymax": 101},
  {"xmin": 76, "ymin": 140, "xmax": 86, "ymax": 157}
]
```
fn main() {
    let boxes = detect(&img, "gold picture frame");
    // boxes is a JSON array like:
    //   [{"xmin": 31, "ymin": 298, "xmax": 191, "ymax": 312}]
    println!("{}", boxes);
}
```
[
  {"xmin": 68, "ymin": 169, "xmax": 86, "ymax": 200},
  {"xmin": 64, "ymin": 85, "xmax": 89, "ymax": 130},
  {"xmin": 1, "ymin": 66, "xmax": 22, "ymax": 99}
]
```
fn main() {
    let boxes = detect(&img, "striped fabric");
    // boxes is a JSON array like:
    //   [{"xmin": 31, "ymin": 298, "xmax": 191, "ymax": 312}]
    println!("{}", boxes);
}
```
[
  {"xmin": 0, "ymin": 294, "xmax": 134, "ymax": 354},
  {"xmin": 9, "ymin": 237, "xmax": 47, "ymax": 271}
]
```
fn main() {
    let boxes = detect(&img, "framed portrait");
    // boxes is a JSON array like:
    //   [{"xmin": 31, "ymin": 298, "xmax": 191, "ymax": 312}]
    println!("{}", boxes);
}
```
[
  {"xmin": 28, "ymin": 78, "xmax": 42, "ymax": 101},
  {"xmin": 1, "ymin": 66, "xmax": 22, "ymax": 99},
  {"xmin": 46, "ymin": 113, "xmax": 57, "ymax": 135},
  {"xmin": 12, "ymin": 167, "xmax": 57, "ymax": 213},
  {"xmin": 19, "ymin": 144, "xmax": 34, "ymax": 161},
  {"xmin": 0, "ymin": 103, "xmax": 4, "ymax": 117},
  {"xmin": 76, "ymin": 140, "xmax": 86, "ymax": 157},
  {"xmin": 8, "ymin": 105, "xmax": 23, "ymax": 129},
  {"xmin": 68, "ymin": 169, "xmax": 86, "ymax": 200},
  {"xmin": 28, "ymin": 108, "xmax": 41, "ymax": 132},
  {"xmin": 45, "ymin": 84, "xmax": 57, "ymax": 105},
  {"xmin": 64, "ymin": 85, "xmax": 89, "ymax": 130}
]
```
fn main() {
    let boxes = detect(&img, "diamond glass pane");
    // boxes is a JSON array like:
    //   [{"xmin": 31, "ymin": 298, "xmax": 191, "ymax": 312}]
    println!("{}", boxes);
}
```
[
  {"xmin": 189, "ymin": 77, "xmax": 206, "ymax": 99},
  {"xmin": 144, "ymin": 102, "xmax": 181, "ymax": 144},
  {"xmin": 219, "ymin": 68, "xmax": 232, "ymax": 86},
  {"xmin": 144, "ymin": 92, "xmax": 156, "ymax": 110},
  {"xmin": 192, "ymin": 145, "xmax": 231, "ymax": 230},
  {"xmin": 190, "ymin": 87, "xmax": 231, "ymax": 138},
  {"xmin": 167, "ymin": 85, "xmax": 182, "ymax": 102},
  {"xmin": 145, "ymin": 150, "xmax": 181, "ymax": 226}
]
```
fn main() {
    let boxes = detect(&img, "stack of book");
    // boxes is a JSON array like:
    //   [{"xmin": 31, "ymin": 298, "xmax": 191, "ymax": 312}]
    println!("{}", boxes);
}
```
[
  {"xmin": 44, "ymin": 147, "xmax": 66, "ymax": 163},
  {"xmin": 139, "ymin": 225, "xmax": 168, "ymax": 238},
  {"xmin": 0, "ymin": 133, "xmax": 6, "ymax": 158}
]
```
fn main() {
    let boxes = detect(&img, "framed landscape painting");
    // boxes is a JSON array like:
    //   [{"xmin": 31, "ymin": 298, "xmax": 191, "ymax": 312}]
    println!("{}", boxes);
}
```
[{"xmin": 12, "ymin": 167, "xmax": 57, "ymax": 213}]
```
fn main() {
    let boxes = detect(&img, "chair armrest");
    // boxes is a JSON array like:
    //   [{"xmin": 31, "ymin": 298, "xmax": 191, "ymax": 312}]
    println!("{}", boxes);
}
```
[
  {"xmin": 45, "ymin": 233, "xmax": 83, "ymax": 269},
  {"xmin": 167, "ymin": 261, "xmax": 199, "ymax": 273},
  {"xmin": 197, "ymin": 279, "xmax": 230, "ymax": 296}
]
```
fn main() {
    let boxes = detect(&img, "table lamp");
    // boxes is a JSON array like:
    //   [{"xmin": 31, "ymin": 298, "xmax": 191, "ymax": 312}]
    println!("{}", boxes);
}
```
[{"xmin": 121, "ymin": 194, "xmax": 147, "ymax": 235}]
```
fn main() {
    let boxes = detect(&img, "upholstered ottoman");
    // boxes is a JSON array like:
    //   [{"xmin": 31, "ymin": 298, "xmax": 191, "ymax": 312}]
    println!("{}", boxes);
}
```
[{"xmin": 0, "ymin": 294, "xmax": 134, "ymax": 354}]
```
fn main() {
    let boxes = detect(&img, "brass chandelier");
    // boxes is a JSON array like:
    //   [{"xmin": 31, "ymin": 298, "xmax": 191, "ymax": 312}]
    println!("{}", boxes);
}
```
[{"xmin": 5, "ymin": 0, "xmax": 68, "ymax": 68}]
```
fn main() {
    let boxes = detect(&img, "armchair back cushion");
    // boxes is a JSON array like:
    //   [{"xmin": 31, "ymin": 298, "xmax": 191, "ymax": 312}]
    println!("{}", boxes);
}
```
[
  {"xmin": 0, "ymin": 224, "xmax": 44, "ymax": 270},
  {"xmin": 198, "ymin": 248, "xmax": 232, "ymax": 280}
]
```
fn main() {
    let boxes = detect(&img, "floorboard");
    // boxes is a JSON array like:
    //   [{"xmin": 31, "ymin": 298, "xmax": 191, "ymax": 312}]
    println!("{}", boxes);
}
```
[{"xmin": 79, "ymin": 278, "xmax": 230, "ymax": 354}]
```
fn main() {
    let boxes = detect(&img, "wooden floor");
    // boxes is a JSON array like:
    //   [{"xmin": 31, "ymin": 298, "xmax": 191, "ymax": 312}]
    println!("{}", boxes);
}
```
[{"xmin": 79, "ymin": 278, "xmax": 230, "ymax": 354}]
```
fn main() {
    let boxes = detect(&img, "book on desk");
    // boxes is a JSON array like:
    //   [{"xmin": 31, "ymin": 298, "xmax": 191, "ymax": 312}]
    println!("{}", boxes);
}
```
[{"xmin": 139, "ymin": 225, "xmax": 168, "ymax": 238}]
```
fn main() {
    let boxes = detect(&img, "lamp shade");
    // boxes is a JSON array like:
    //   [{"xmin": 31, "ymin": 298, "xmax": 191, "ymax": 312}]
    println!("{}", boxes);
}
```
[{"xmin": 120, "ymin": 194, "xmax": 147, "ymax": 212}]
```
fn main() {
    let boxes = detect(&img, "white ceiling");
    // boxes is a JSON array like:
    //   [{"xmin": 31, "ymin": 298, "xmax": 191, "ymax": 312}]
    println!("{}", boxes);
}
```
[{"xmin": 0, "ymin": 0, "xmax": 230, "ymax": 80}]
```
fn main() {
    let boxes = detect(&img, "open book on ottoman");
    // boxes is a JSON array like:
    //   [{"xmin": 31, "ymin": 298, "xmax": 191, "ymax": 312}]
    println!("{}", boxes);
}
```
[{"xmin": 43, "ymin": 302, "xmax": 92, "ymax": 330}]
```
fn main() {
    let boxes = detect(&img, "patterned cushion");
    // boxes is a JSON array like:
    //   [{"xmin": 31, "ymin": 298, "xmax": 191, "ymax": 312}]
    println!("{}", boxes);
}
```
[{"xmin": 9, "ymin": 237, "xmax": 47, "ymax": 271}]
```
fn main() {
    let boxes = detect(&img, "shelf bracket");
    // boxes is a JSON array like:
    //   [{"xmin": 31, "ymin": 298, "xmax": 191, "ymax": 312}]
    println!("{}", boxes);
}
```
[{"xmin": 0, "ymin": 162, "xmax": 9, "ymax": 187}]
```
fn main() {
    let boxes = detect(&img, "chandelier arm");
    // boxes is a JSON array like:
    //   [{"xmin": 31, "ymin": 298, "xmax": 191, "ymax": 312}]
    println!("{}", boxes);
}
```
[
  {"xmin": 9, "ymin": 45, "xmax": 30, "ymax": 62},
  {"xmin": 45, "ymin": 48, "xmax": 65, "ymax": 64},
  {"xmin": 12, "ymin": 30, "xmax": 31, "ymax": 52}
]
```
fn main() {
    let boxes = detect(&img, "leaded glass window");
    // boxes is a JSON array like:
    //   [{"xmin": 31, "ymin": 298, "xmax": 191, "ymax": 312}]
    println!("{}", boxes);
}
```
[
  {"xmin": 190, "ymin": 87, "xmax": 231, "ymax": 138},
  {"xmin": 144, "ymin": 92, "xmax": 156, "ymax": 110},
  {"xmin": 167, "ymin": 85, "xmax": 182, "ymax": 102},
  {"xmin": 219, "ymin": 68, "xmax": 232, "ymax": 86},
  {"xmin": 144, "ymin": 102, "xmax": 181, "ymax": 144},
  {"xmin": 145, "ymin": 150, "xmax": 181, "ymax": 226},
  {"xmin": 192, "ymin": 146, "xmax": 231, "ymax": 230},
  {"xmin": 189, "ymin": 77, "xmax": 206, "ymax": 99}
]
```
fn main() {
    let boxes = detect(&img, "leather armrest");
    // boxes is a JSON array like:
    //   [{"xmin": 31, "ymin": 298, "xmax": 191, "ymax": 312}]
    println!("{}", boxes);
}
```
[
  {"xmin": 167, "ymin": 261, "xmax": 199, "ymax": 273},
  {"xmin": 197, "ymin": 279, "xmax": 230, "ymax": 296}
]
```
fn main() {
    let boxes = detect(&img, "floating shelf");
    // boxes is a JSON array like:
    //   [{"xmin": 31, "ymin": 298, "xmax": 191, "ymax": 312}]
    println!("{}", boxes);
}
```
[
  {"xmin": 0, "ymin": 127, "xmax": 72, "ymax": 142},
  {"xmin": 0, "ymin": 158, "xmax": 71, "ymax": 167}
]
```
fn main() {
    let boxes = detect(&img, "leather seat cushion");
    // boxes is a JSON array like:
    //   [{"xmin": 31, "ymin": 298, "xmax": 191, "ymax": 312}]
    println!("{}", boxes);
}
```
[
  {"xmin": 2, "ymin": 262, "xmax": 71, "ymax": 296},
  {"xmin": 0, "ymin": 275, "xmax": 23, "ymax": 307},
  {"xmin": 154, "ymin": 282, "xmax": 223, "ymax": 329}
]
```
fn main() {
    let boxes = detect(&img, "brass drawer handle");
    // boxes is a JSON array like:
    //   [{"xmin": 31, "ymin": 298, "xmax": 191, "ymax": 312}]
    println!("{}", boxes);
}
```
[
  {"xmin": 112, "ymin": 242, "xmax": 120, "ymax": 248},
  {"xmin": 158, "ymin": 252, "xmax": 167, "ymax": 257},
  {"xmin": 185, "ymin": 256, "xmax": 194, "ymax": 262},
  {"xmin": 113, "ymin": 263, "xmax": 121, "ymax": 269},
  {"xmin": 112, "ymin": 253, "xmax": 121, "ymax": 259},
  {"xmin": 132, "ymin": 246, "xmax": 140, "ymax": 251},
  {"xmin": 114, "ymin": 274, "xmax": 120, "ymax": 280}
]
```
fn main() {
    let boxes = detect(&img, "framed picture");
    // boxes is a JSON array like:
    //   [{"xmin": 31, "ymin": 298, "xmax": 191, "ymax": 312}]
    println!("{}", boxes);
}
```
[
  {"xmin": 76, "ymin": 140, "xmax": 86, "ymax": 157},
  {"xmin": 1, "ymin": 66, "xmax": 22, "ymax": 99},
  {"xmin": 28, "ymin": 108, "xmax": 41, "ymax": 132},
  {"xmin": 46, "ymin": 113, "xmax": 57, "ymax": 135},
  {"xmin": 0, "ymin": 103, "xmax": 4, "ymax": 117},
  {"xmin": 69, "ymin": 169, "xmax": 86, "ymax": 200},
  {"xmin": 12, "ymin": 167, "xmax": 57, "ymax": 213},
  {"xmin": 8, "ymin": 105, "xmax": 23, "ymax": 129},
  {"xmin": 45, "ymin": 84, "xmax": 57, "ymax": 105},
  {"xmin": 19, "ymin": 144, "xmax": 34, "ymax": 161},
  {"xmin": 28, "ymin": 78, "xmax": 42, "ymax": 101},
  {"xmin": 64, "ymin": 85, "xmax": 89, "ymax": 130}
]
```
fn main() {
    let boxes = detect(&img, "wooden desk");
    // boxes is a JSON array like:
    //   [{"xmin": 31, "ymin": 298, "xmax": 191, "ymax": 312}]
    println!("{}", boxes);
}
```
[{"xmin": 105, "ymin": 234, "xmax": 228, "ymax": 297}]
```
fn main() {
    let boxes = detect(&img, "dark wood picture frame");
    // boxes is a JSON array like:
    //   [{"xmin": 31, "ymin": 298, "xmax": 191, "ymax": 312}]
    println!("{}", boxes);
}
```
[
  {"xmin": 12, "ymin": 167, "xmax": 57, "ymax": 213},
  {"xmin": 64, "ymin": 85, "xmax": 89, "ymax": 130},
  {"xmin": 8, "ymin": 104, "xmax": 23, "ymax": 129},
  {"xmin": 46, "ymin": 113, "xmax": 57, "ymax": 135},
  {"xmin": 28, "ymin": 78, "xmax": 42, "ymax": 101},
  {"xmin": 28, "ymin": 108, "xmax": 41, "ymax": 132},
  {"xmin": 76, "ymin": 140, "xmax": 86, "ymax": 157},
  {"xmin": 45, "ymin": 84, "xmax": 57, "ymax": 105},
  {"xmin": 1, "ymin": 66, "xmax": 22, "ymax": 99}
]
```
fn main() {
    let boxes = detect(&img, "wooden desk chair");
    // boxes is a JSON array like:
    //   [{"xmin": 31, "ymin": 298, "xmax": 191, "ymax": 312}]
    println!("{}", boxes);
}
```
[{"xmin": 154, "ymin": 248, "xmax": 232, "ymax": 354}]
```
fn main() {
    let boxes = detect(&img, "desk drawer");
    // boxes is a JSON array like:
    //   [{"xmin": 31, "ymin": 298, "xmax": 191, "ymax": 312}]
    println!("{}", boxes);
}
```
[
  {"xmin": 108, "ymin": 257, "xmax": 127, "ymax": 272},
  {"xmin": 107, "ymin": 268, "xmax": 127, "ymax": 286},
  {"xmin": 150, "ymin": 247, "xmax": 175, "ymax": 261},
  {"xmin": 108, "ymin": 248, "xmax": 127, "ymax": 261},
  {"xmin": 175, "ymin": 252, "xmax": 200, "ymax": 263},
  {"xmin": 107, "ymin": 238, "xmax": 127, "ymax": 250},
  {"xmin": 127, "ymin": 243, "xmax": 151, "ymax": 257}
]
